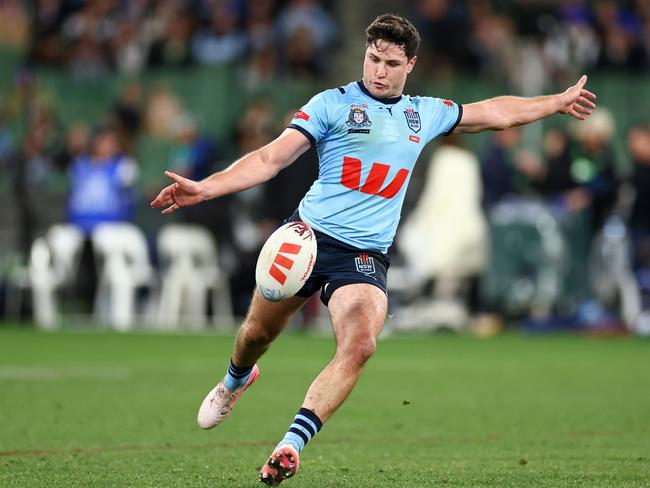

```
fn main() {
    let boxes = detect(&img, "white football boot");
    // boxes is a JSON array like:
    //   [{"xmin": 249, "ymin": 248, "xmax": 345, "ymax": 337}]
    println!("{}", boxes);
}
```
[{"xmin": 196, "ymin": 364, "xmax": 260, "ymax": 429}]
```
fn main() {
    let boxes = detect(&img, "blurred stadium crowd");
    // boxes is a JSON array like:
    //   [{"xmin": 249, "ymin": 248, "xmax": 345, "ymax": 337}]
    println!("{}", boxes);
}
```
[{"xmin": 0, "ymin": 0, "xmax": 649, "ymax": 335}]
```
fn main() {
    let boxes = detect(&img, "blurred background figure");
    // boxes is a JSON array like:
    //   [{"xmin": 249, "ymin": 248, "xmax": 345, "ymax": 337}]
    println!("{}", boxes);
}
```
[
  {"xmin": 66, "ymin": 127, "xmax": 138, "ymax": 312},
  {"xmin": 396, "ymin": 136, "xmax": 487, "ymax": 331},
  {"xmin": 67, "ymin": 127, "xmax": 138, "ymax": 234},
  {"xmin": 627, "ymin": 123, "xmax": 650, "ymax": 318}
]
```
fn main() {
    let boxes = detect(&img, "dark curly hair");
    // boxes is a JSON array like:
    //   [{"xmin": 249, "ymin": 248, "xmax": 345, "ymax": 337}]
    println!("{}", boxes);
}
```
[{"xmin": 365, "ymin": 14, "xmax": 421, "ymax": 59}]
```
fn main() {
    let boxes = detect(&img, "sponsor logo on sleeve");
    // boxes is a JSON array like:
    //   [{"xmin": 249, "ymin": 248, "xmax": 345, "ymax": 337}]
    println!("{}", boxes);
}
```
[
  {"xmin": 294, "ymin": 110, "xmax": 310, "ymax": 121},
  {"xmin": 404, "ymin": 108, "xmax": 421, "ymax": 133}
]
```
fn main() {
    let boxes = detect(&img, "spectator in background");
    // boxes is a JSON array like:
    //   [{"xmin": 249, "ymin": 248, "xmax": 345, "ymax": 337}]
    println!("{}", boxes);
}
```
[
  {"xmin": 241, "ymin": 0, "xmax": 277, "ymax": 87},
  {"xmin": 228, "ymin": 97, "xmax": 277, "ymax": 315},
  {"xmin": 110, "ymin": 19, "xmax": 149, "ymax": 75},
  {"xmin": 527, "ymin": 113, "xmax": 619, "ymax": 307},
  {"xmin": 169, "ymin": 113, "xmax": 219, "ymax": 183},
  {"xmin": 467, "ymin": 1, "xmax": 519, "ymax": 86},
  {"xmin": 66, "ymin": 127, "xmax": 138, "ymax": 234},
  {"xmin": 68, "ymin": 33, "xmax": 112, "ymax": 80},
  {"xmin": 284, "ymin": 26, "xmax": 322, "ymax": 79},
  {"xmin": 398, "ymin": 135, "xmax": 487, "ymax": 331},
  {"xmin": 11, "ymin": 99, "xmax": 62, "ymax": 258},
  {"xmin": 144, "ymin": 84, "xmax": 183, "ymax": 138},
  {"xmin": 593, "ymin": 0, "xmax": 647, "ymax": 71},
  {"xmin": 562, "ymin": 109, "xmax": 618, "ymax": 228},
  {"xmin": 148, "ymin": 6, "xmax": 195, "ymax": 69},
  {"xmin": 52, "ymin": 121, "xmax": 90, "ymax": 172},
  {"xmin": 27, "ymin": 0, "xmax": 68, "ymax": 65},
  {"xmin": 277, "ymin": 0, "xmax": 336, "ymax": 77},
  {"xmin": 542, "ymin": 0, "xmax": 600, "ymax": 83},
  {"xmin": 260, "ymin": 109, "xmax": 319, "ymax": 226},
  {"xmin": 192, "ymin": 3, "xmax": 247, "ymax": 66},
  {"xmin": 62, "ymin": 0, "xmax": 116, "ymax": 80},
  {"xmin": 110, "ymin": 82, "xmax": 144, "ymax": 153},
  {"xmin": 411, "ymin": 0, "xmax": 477, "ymax": 77},
  {"xmin": 66, "ymin": 127, "xmax": 139, "ymax": 311},
  {"xmin": 242, "ymin": 44, "xmax": 277, "ymax": 89},
  {"xmin": 0, "ymin": 104, "xmax": 15, "ymax": 168},
  {"xmin": 168, "ymin": 111, "xmax": 235, "ymax": 273},
  {"xmin": 245, "ymin": 0, "xmax": 276, "ymax": 53},
  {"xmin": 627, "ymin": 123, "xmax": 650, "ymax": 274},
  {"xmin": 277, "ymin": 0, "xmax": 336, "ymax": 49},
  {"xmin": 480, "ymin": 126, "xmax": 539, "ymax": 210},
  {"xmin": 0, "ymin": 0, "xmax": 29, "ymax": 50}
]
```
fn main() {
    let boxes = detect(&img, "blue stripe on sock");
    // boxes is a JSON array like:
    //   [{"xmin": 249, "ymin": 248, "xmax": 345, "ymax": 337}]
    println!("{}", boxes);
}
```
[
  {"xmin": 290, "ymin": 422, "xmax": 313, "ymax": 441},
  {"xmin": 297, "ymin": 408, "xmax": 322, "ymax": 431},
  {"xmin": 288, "ymin": 427, "xmax": 309, "ymax": 445},
  {"xmin": 293, "ymin": 417, "xmax": 316, "ymax": 437},
  {"xmin": 224, "ymin": 360, "xmax": 253, "ymax": 391},
  {"xmin": 228, "ymin": 359, "xmax": 253, "ymax": 378},
  {"xmin": 276, "ymin": 409, "xmax": 324, "ymax": 454},
  {"xmin": 295, "ymin": 414, "xmax": 319, "ymax": 435}
]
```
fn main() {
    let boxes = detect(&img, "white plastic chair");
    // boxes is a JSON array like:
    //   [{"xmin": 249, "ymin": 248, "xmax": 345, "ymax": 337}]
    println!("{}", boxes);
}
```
[
  {"xmin": 28, "ymin": 224, "xmax": 85, "ymax": 329},
  {"xmin": 156, "ymin": 223, "xmax": 233, "ymax": 329},
  {"xmin": 91, "ymin": 222, "xmax": 156, "ymax": 330}
]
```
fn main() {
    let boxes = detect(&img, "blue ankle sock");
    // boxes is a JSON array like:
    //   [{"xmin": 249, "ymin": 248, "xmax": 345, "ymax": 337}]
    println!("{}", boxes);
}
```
[
  {"xmin": 276, "ymin": 407, "xmax": 323, "ymax": 454},
  {"xmin": 223, "ymin": 358, "xmax": 253, "ymax": 391}
]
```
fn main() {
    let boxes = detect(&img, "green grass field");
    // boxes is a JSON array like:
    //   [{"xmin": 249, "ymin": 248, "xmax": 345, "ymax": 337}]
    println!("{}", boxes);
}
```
[{"xmin": 0, "ymin": 325, "xmax": 649, "ymax": 487}]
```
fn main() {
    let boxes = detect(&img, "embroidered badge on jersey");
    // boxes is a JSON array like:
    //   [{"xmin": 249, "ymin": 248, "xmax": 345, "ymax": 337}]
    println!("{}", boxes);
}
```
[
  {"xmin": 347, "ymin": 107, "xmax": 372, "ymax": 134},
  {"xmin": 355, "ymin": 254, "xmax": 376, "ymax": 275},
  {"xmin": 404, "ymin": 108, "xmax": 421, "ymax": 133}
]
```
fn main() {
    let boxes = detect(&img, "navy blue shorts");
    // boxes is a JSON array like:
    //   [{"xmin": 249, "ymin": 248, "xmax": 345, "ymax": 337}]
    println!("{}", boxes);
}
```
[{"xmin": 284, "ymin": 211, "xmax": 390, "ymax": 305}]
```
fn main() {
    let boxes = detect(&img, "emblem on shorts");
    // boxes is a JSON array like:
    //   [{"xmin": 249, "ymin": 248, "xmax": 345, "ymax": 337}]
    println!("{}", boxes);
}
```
[
  {"xmin": 347, "ymin": 108, "xmax": 372, "ymax": 134},
  {"xmin": 404, "ymin": 108, "xmax": 421, "ymax": 133},
  {"xmin": 355, "ymin": 254, "xmax": 376, "ymax": 275}
]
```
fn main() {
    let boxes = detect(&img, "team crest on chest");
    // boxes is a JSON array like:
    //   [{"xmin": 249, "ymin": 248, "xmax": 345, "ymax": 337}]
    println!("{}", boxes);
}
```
[
  {"xmin": 355, "ymin": 254, "xmax": 376, "ymax": 275},
  {"xmin": 347, "ymin": 107, "xmax": 372, "ymax": 134},
  {"xmin": 404, "ymin": 108, "xmax": 421, "ymax": 133}
]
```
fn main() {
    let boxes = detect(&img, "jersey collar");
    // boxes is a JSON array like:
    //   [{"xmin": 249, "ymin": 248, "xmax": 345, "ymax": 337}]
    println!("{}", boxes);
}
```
[{"xmin": 357, "ymin": 80, "xmax": 402, "ymax": 105}]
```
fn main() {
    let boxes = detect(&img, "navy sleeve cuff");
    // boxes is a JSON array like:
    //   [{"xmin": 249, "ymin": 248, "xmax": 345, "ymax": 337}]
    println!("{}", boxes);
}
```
[
  {"xmin": 287, "ymin": 124, "xmax": 316, "ymax": 146},
  {"xmin": 443, "ymin": 103, "xmax": 463, "ymax": 136}
]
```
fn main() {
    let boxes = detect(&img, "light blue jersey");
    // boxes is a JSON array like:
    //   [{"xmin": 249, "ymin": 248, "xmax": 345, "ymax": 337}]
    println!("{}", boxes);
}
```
[{"xmin": 289, "ymin": 80, "xmax": 462, "ymax": 254}]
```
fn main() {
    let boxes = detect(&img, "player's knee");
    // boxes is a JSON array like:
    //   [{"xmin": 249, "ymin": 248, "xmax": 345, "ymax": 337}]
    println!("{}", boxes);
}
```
[
  {"xmin": 339, "ymin": 334, "xmax": 377, "ymax": 366},
  {"xmin": 241, "ymin": 319, "xmax": 275, "ymax": 347}
]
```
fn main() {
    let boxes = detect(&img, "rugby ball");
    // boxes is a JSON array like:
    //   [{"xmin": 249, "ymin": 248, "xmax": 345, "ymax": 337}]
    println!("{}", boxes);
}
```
[{"xmin": 255, "ymin": 221, "xmax": 317, "ymax": 301}]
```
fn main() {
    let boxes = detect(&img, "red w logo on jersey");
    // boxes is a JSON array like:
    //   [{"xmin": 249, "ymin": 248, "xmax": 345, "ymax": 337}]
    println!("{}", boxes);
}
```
[
  {"xmin": 269, "ymin": 242, "xmax": 302, "ymax": 285},
  {"xmin": 340, "ymin": 156, "xmax": 409, "ymax": 199},
  {"xmin": 293, "ymin": 110, "xmax": 310, "ymax": 121}
]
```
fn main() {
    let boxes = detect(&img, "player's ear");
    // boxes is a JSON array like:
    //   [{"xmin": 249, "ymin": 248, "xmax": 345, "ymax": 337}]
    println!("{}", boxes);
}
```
[{"xmin": 406, "ymin": 55, "xmax": 417, "ymax": 74}]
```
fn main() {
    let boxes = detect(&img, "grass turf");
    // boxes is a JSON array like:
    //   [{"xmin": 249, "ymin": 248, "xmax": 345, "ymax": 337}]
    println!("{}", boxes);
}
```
[{"xmin": 0, "ymin": 325, "xmax": 649, "ymax": 487}]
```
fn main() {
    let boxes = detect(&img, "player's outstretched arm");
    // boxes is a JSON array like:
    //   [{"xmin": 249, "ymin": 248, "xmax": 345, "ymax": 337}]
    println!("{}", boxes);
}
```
[
  {"xmin": 150, "ymin": 128, "xmax": 311, "ymax": 215},
  {"xmin": 454, "ymin": 75, "xmax": 597, "ymax": 134}
]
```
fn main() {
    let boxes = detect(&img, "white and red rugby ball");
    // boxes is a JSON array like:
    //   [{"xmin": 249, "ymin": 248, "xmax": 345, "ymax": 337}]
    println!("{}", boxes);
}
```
[{"xmin": 255, "ymin": 221, "xmax": 317, "ymax": 302}]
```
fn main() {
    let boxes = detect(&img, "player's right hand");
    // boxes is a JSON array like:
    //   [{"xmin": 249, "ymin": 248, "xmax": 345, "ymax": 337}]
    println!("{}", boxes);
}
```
[{"xmin": 150, "ymin": 171, "xmax": 205, "ymax": 215}]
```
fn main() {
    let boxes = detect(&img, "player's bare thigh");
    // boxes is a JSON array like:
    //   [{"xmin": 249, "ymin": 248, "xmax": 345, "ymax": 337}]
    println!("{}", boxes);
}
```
[
  {"xmin": 328, "ymin": 283, "xmax": 388, "ymax": 349},
  {"xmin": 243, "ymin": 289, "xmax": 309, "ymax": 339}
]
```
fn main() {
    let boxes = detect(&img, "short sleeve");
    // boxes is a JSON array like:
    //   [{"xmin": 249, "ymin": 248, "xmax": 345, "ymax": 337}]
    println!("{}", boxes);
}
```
[
  {"xmin": 287, "ymin": 91, "xmax": 331, "ymax": 146},
  {"xmin": 424, "ymin": 97, "xmax": 463, "ymax": 143}
]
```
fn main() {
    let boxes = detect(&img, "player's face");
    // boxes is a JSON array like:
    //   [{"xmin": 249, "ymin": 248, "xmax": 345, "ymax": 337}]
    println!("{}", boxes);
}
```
[{"xmin": 363, "ymin": 40, "xmax": 416, "ymax": 99}]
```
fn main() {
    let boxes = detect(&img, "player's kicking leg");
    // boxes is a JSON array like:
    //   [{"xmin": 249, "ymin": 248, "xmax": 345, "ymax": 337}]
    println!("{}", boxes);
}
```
[
  {"xmin": 260, "ymin": 283, "xmax": 387, "ymax": 485},
  {"xmin": 197, "ymin": 290, "xmax": 308, "ymax": 429}
]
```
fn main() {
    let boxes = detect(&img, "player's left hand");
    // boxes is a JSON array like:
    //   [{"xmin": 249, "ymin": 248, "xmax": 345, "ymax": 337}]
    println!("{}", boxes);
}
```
[
  {"xmin": 150, "ymin": 171, "xmax": 204, "ymax": 215},
  {"xmin": 558, "ymin": 75, "xmax": 597, "ymax": 121}
]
